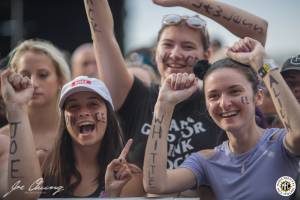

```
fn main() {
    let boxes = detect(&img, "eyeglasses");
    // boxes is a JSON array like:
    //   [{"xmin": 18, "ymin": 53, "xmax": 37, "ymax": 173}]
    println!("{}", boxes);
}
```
[{"xmin": 162, "ymin": 14, "xmax": 207, "ymax": 30}]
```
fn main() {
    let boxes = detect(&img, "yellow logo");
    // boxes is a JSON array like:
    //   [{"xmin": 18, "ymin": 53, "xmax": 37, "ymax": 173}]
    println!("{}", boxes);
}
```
[{"xmin": 276, "ymin": 176, "xmax": 296, "ymax": 197}]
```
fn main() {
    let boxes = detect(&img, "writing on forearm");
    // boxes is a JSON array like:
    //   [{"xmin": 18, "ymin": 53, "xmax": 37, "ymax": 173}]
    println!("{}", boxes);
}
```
[
  {"xmin": 268, "ymin": 75, "xmax": 291, "ymax": 131},
  {"xmin": 9, "ymin": 121, "xmax": 22, "ymax": 179},
  {"xmin": 85, "ymin": 0, "xmax": 102, "ymax": 32},
  {"xmin": 191, "ymin": 2, "xmax": 263, "ymax": 33},
  {"xmin": 147, "ymin": 113, "xmax": 164, "ymax": 189}
]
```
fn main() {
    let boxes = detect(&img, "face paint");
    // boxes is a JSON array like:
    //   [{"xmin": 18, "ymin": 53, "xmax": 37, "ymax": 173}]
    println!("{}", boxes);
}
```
[
  {"xmin": 70, "ymin": 115, "xmax": 78, "ymax": 127},
  {"xmin": 161, "ymin": 52, "xmax": 170, "ymax": 63},
  {"xmin": 241, "ymin": 96, "xmax": 250, "ymax": 104},
  {"xmin": 95, "ymin": 112, "xmax": 106, "ymax": 123},
  {"xmin": 185, "ymin": 56, "xmax": 198, "ymax": 67},
  {"xmin": 65, "ymin": 113, "xmax": 77, "ymax": 127},
  {"xmin": 161, "ymin": 51, "xmax": 198, "ymax": 68},
  {"xmin": 65, "ymin": 113, "xmax": 69, "ymax": 125}
]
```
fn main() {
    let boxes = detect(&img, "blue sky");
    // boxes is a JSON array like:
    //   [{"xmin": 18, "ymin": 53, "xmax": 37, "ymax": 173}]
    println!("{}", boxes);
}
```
[{"xmin": 124, "ymin": 0, "xmax": 300, "ymax": 64}]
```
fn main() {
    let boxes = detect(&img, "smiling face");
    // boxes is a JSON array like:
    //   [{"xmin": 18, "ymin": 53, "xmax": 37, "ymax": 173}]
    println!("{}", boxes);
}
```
[
  {"xmin": 16, "ymin": 51, "xmax": 61, "ymax": 107},
  {"xmin": 63, "ymin": 91, "xmax": 107, "ymax": 147},
  {"xmin": 204, "ymin": 68, "xmax": 263, "ymax": 133},
  {"xmin": 155, "ymin": 24, "xmax": 209, "ymax": 81}
]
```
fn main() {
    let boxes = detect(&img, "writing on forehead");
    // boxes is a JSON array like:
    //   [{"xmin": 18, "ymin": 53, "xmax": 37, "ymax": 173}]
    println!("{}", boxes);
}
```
[
  {"xmin": 71, "ymin": 80, "xmax": 91, "ymax": 87},
  {"xmin": 290, "ymin": 55, "xmax": 300, "ymax": 65}
]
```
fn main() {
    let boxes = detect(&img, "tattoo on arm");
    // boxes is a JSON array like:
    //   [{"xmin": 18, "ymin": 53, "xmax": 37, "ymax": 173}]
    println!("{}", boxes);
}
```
[
  {"xmin": 9, "ymin": 122, "xmax": 23, "ymax": 179},
  {"xmin": 191, "ymin": 2, "xmax": 263, "ymax": 33},
  {"xmin": 86, "ymin": 0, "xmax": 102, "ymax": 33}
]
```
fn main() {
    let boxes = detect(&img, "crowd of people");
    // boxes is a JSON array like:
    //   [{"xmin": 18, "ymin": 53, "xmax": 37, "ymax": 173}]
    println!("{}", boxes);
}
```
[{"xmin": 0, "ymin": 0, "xmax": 299, "ymax": 199}]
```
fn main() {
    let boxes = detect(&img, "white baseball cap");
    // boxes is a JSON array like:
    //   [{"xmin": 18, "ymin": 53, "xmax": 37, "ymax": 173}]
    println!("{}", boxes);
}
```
[{"xmin": 59, "ymin": 76, "xmax": 114, "ymax": 110}]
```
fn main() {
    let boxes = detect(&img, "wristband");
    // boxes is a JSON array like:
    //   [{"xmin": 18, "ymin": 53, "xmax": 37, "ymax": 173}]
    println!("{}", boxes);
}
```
[{"xmin": 258, "ymin": 59, "xmax": 278, "ymax": 78}]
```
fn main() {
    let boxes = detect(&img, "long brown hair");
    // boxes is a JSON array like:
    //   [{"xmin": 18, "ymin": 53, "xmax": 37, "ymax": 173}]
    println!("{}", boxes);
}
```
[{"xmin": 42, "ymin": 100, "xmax": 124, "ymax": 197}]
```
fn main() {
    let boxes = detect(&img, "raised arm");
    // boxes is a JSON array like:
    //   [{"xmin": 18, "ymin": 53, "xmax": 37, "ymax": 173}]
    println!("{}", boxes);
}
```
[
  {"xmin": 153, "ymin": 0, "xmax": 268, "ymax": 46},
  {"xmin": 0, "ymin": 133, "xmax": 9, "ymax": 197},
  {"xmin": 1, "ymin": 69, "xmax": 42, "ymax": 199},
  {"xmin": 227, "ymin": 37, "xmax": 300, "ymax": 154},
  {"xmin": 84, "ymin": 0, "xmax": 133, "ymax": 110},
  {"xmin": 143, "ymin": 73, "xmax": 199, "ymax": 194}
]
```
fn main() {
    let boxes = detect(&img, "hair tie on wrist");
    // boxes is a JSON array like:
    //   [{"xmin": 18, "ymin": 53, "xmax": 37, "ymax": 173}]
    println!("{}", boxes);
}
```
[{"xmin": 193, "ymin": 59, "xmax": 211, "ymax": 80}]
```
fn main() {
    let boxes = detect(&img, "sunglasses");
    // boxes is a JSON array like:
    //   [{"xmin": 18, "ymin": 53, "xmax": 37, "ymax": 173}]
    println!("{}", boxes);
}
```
[{"xmin": 162, "ymin": 14, "xmax": 207, "ymax": 30}]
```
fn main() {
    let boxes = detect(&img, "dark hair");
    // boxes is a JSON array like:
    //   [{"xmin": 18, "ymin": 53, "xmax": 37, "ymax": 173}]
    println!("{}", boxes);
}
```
[
  {"xmin": 156, "ymin": 22, "xmax": 210, "ymax": 52},
  {"xmin": 42, "ymin": 100, "xmax": 124, "ymax": 197},
  {"xmin": 201, "ymin": 58, "xmax": 265, "ymax": 141},
  {"xmin": 203, "ymin": 58, "xmax": 259, "ymax": 94}
]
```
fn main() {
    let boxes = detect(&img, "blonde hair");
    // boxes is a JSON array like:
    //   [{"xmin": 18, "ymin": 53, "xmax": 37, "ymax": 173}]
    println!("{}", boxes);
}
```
[{"xmin": 9, "ymin": 39, "xmax": 71, "ymax": 84}]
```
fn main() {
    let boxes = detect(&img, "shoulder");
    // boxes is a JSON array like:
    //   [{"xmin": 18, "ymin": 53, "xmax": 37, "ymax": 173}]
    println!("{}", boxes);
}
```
[
  {"xmin": 264, "ymin": 128, "xmax": 285, "ymax": 141},
  {"xmin": 199, "ymin": 149, "xmax": 217, "ymax": 160}
]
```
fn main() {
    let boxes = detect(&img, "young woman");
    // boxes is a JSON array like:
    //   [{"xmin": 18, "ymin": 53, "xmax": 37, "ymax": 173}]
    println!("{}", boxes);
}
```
[
  {"xmin": 0, "ymin": 39, "xmax": 71, "ymax": 165},
  {"xmin": 1, "ymin": 72, "xmax": 141, "ymax": 198},
  {"xmin": 84, "ymin": 0, "xmax": 268, "ymax": 196},
  {"xmin": 143, "ymin": 37, "xmax": 300, "ymax": 199},
  {"xmin": 43, "ymin": 75, "xmax": 143, "ymax": 198},
  {"xmin": 84, "ymin": 0, "xmax": 268, "ymax": 174}
]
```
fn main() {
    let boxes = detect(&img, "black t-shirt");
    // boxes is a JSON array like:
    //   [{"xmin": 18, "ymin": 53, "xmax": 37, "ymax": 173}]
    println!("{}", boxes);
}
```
[{"xmin": 118, "ymin": 77, "xmax": 221, "ymax": 169}]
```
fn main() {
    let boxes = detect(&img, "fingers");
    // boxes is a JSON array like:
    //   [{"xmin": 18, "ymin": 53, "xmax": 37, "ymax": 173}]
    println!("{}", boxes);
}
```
[
  {"xmin": 174, "ymin": 73, "xmax": 183, "ymax": 90},
  {"xmin": 107, "ymin": 159, "xmax": 133, "ymax": 182},
  {"xmin": 1, "ymin": 69, "xmax": 12, "ymax": 87},
  {"xmin": 114, "ymin": 165, "xmax": 132, "ymax": 181},
  {"xmin": 20, "ymin": 76, "xmax": 31, "ymax": 90},
  {"xmin": 228, "ymin": 37, "xmax": 258, "ymax": 54},
  {"xmin": 169, "ymin": 73, "xmax": 196, "ymax": 90},
  {"xmin": 118, "ymin": 139, "xmax": 133, "ymax": 160},
  {"xmin": 1, "ymin": 69, "xmax": 32, "ymax": 91},
  {"xmin": 9, "ymin": 73, "xmax": 24, "ymax": 91},
  {"xmin": 127, "ymin": 163, "xmax": 142, "ymax": 174},
  {"xmin": 227, "ymin": 37, "xmax": 266, "ymax": 68}
]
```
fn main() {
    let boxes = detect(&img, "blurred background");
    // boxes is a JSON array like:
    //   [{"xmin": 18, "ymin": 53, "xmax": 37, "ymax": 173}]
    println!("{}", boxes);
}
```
[{"xmin": 1, "ymin": 0, "xmax": 299, "ymax": 65}]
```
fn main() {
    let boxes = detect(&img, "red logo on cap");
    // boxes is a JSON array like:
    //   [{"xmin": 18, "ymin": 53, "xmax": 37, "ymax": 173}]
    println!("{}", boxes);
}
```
[{"xmin": 71, "ymin": 80, "xmax": 92, "ymax": 87}]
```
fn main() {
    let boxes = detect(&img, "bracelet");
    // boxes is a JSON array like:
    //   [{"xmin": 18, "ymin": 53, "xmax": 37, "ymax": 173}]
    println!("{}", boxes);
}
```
[{"xmin": 258, "ymin": 59, "xmax": 278, "ymax": 78}]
